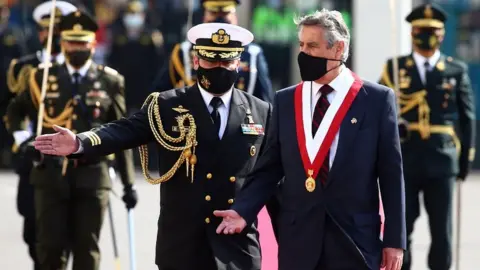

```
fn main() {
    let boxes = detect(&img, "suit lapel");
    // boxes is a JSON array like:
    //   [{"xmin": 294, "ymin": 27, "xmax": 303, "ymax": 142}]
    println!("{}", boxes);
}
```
[
  {"xmin": 327, "ymin": 86, "xmax": 367, "ymax": 187},
  {"xmin": 222, "ymin": 88, "xmax": 246, "ymax": 140}
]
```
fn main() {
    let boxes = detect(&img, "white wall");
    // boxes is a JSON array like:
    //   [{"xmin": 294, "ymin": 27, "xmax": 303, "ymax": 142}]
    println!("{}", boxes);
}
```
[{"xmin": 353, "ymin": 0, "xmax": 413, "ymax": 81}]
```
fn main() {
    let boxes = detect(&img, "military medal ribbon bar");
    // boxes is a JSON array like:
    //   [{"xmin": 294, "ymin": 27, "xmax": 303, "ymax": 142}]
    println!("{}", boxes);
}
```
[{"xmin": 294, "ymin": 71, "xmax": 363, "ymax": 192}]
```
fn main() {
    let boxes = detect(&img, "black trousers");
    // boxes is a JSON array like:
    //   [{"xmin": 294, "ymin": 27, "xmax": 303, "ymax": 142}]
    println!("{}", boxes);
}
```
[
  {"xmin": 402, "ymin": 172, "xmax": 454, "ymax": 270},
  {"xmin": 316, "ymin": 215, "xmax": 368, "ymax": 270}
]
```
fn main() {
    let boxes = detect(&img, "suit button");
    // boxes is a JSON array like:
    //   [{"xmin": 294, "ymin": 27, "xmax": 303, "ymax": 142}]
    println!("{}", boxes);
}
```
[
  {"xmin": 205, "ymin": 195, "xmax": 211, "ymax": 201},
  {"xmin": 205, "ymin": 217, "xmax": 210, "ymax": 224},
  {"xmin": 228, "ymin": 199, "xmax": 234, "ymax": 204},
  {"xmin": 229, "ymin": 176, "xmax": 236, "ymax": 183},
  {"xmin": 72, "ymin": 114, "xmax": 77, "ymax": 120},
  {"xmin": 207, "ymin": 173, "xmax": 213, "ymax": 179}
]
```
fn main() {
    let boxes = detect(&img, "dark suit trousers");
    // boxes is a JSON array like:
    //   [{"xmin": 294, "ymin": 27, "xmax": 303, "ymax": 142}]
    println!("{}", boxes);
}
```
[
  {"xmin": 402, "ymin": 171, "xmax": 454, "ymax": 270},
  {"xmin": 316, "ymin": 215, "xmax": 368, "ymax": 270}
]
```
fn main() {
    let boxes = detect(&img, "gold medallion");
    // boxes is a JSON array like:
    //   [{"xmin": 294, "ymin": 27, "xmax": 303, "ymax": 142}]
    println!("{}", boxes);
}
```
[{"xmin": 305, "ymin": 169, "xmax": 316, "ymax": 192}]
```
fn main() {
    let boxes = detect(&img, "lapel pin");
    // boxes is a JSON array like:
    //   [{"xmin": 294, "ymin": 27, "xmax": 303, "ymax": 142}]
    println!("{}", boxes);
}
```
[{"xmin": 351, "ymin": 118, "xmax": 357, "ymax": 124}]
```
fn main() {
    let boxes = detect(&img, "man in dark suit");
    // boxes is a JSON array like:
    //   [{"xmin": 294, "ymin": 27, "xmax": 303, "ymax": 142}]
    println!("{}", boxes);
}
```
[
  {"xmin": 151, "ymin": 0, "xmax": 274, "ymax": 103},
  {"xmin": 214, "ymin": 9, "xmax": 406, "ymax": 270},
  {"xmin": 33, "ymin": 22, "xmax": 277, "ymax": 270},
  {"xmin": 6, "ymin": 10, "xmax": 137, "ymax": 270},
  {"xmin": 379, "ymin": 4, "xmax": 475, "ymax": 270}
]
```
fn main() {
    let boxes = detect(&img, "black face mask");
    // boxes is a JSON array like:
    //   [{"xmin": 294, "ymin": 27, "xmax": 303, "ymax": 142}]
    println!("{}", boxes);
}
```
[
  {"xmin": 197, "ymin": 66, "xmax": 238, "ymax": 95},
  {"xmin": 42, "ymin": 34, "xmax": 62, "ymax": 54},
  {"xmin": 297, "ymin": 51, "xmax": 343, "ymax": 81},
  {"xmin": 65, "ymin": 50, "xmax": 92, "ymax": 68},
  {"xmin": 413, "ymin": 30, "xmax": 440, "ymax": 50}
]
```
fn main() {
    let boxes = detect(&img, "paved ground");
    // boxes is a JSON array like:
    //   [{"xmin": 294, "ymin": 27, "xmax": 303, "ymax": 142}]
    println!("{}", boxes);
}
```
[{"xmin": 0, "ymin": 169, "xmax": 479, "ymax": 270}]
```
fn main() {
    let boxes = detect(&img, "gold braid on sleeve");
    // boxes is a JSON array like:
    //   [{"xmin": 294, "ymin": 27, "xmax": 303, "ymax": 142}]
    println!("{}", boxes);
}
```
[{"xmin": 139, "ymin": 93, "xmax": 198, "ymax": 185}]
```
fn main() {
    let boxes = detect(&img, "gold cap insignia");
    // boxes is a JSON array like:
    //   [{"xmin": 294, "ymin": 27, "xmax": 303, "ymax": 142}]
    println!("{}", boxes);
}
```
[
  {"xmin": 73, "ymin": 24, "xmax": 83, "ymax": 31},
  {"xmin": 424, "ymin": 5, "xmax": 433, "ymax": 19},
  {"xmin": 211, "ymin": 29, "xmax": 230, "ymax": 45}
]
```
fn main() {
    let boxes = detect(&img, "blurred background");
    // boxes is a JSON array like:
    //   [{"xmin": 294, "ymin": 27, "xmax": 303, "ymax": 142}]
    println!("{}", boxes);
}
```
[{"xmin": 1, "ymin": 0, "xmax": 480, "ymax": 169}]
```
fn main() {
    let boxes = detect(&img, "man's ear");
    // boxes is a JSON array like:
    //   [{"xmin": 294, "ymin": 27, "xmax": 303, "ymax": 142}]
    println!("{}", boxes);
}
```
[{"xmin": 193, "ymin": 54, "xmax": 199, "ymax": 70}]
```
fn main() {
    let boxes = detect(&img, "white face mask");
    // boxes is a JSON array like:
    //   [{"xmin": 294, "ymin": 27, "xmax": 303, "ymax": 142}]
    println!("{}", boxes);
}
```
[{"xmin": 123, "ymin": 14, "xmax": 144, "ymax": 29}]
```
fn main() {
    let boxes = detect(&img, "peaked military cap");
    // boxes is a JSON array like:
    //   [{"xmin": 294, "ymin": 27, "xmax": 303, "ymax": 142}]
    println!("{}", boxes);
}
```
[
  {"xmin": 59, "ymin": 10, "xmax": 98, "ymax": 42},
  {"xmin": 188, "ymin": 22, "xmax": 253, "ymax": 61},
  {"xmin": 405, "ymin": 3, "xmax": 447, "ymax": 28},
  {"xmin": 33, "ymin": 1, "xmax": 77, "ymax": 28},
  {"xmin": 202, "ymin": 0, "xmax": 240, "ymax": 13},
  {"xmin": 126, "ymin": 0, "xmax": 145, "ymax": 13}
]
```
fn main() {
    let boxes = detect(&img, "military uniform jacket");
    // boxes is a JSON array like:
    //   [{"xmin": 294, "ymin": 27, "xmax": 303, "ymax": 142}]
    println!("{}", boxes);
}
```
[
  {"xmin": 75, "ymin": 84, "xmax": 272, "ymax": 269},
  {"xmin": 379, "ymin": 53, "xmax": 475, "ymax": 178},
  {"xmin": 106, "ymin": 24, "xmax": 165, "ymax": 109},
  {"xmin": 6, "ymin": 62, "xmax": 135, "ymax": 188},
  {"xmin": 1, "ymin": 27, "xmax": 25, "ymax": 114},
  {"xmin": 152, "ymin": 42, "xmax": 274, "ymax": 103}
]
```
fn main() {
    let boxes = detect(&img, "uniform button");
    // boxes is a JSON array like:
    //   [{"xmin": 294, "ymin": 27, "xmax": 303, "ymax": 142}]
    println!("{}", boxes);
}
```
[
  {"xmin": 442, "ymin": 102, "xmax": 448, "ymax": 108},
  {"xmin": 72, "ymin": 114, "xmax": 77, "ymax": 120},
  {"xmin": 206, "ymin": 173, "xmax": 213, "ymax": 179},
  {"xmin": 73, "ymin": 100, "xmax": 78, "ymax": 106},
  {"xmin": 228, "ymin": 199, "xmax": 234, "ymax": 204},
  {"xmin": 205, "ymin": 195, "xmax": 211, "ymax": 201},
  {"xmin": 229, "ymin": 176, "xmax": 236, "ymax": 183},
  {"xmin": 205, "ymin": 217, "xmax": 210, "ymax": 224},
  {"xmin": 444, "ymin": 93, "xmax": 450, "ymax": 99}
]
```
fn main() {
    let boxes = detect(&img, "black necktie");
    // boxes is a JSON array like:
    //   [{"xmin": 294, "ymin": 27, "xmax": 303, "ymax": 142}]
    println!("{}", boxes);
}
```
[
  {"xmin": 72, "ymin": 72, "xmax": 81, "ymax": 97},
  {"xmin": 312, "ymin": 84, "xmax": 333, "ymax": 185},
  {"xmin": 424, "ymin": 61, "xmax": 431, "ymax": 84},
  {"xmin": 210, "ymin": 97, "xmax": 223, "ymax": 135}
]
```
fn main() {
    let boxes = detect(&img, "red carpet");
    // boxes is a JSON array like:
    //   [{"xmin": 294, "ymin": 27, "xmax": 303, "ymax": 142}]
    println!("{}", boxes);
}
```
[{"xmin": 258, "ymin": 201, "xmax": 385, "ymax": 270}]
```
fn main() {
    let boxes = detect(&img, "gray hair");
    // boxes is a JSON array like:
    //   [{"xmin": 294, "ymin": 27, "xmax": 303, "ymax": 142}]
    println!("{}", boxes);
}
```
[{"xmin": 294, "ymin": 9, "xmax": 350, "ymax": 62}]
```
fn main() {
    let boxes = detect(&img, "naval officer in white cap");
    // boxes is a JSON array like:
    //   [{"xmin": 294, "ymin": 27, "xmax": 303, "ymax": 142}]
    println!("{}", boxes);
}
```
[{"xmin": 33, "ymin": 22, "xmax": 279, "ymax": 270}]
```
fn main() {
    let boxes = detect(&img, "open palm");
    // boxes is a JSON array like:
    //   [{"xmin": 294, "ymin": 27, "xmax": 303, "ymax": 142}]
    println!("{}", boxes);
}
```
[{"xmin": 33, "ymin": 125, "xmax": 79, "ymax": 156}]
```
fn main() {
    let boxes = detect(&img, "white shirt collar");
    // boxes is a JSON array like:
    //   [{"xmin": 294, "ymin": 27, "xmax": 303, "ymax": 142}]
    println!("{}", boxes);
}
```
[
  {"xmin": 38, "ymin": 49, "xmax": 65, "ymax": 64},
  {"xmin": 311, "ymin": 66, "xmax": 352, "ymax": 97},
  {"xmin": 197, "ymin": 83, "xmax": 233, "ymax": 111},
  {"xmin": 413, "ymin": 50, "xmax": 441, "ymax": 68},
  {"xmin": 66, "ymin": 59, "xmax": 93, "ymax": 78}
]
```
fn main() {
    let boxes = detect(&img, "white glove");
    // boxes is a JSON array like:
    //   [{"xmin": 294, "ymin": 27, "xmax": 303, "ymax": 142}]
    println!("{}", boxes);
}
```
[{"xmin": 13, "ymin": 130, "xmax": 32, "ymax": 146}]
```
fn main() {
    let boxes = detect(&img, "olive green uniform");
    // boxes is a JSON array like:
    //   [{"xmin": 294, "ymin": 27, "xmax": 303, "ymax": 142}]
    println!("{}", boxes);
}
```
[
  {"xmin": 379, "ymin": 53, "xmax": 475, "ymax": 269},
  {"xmin": 6, "ymin": 62, "xmax": 135, "ymax": 270}
]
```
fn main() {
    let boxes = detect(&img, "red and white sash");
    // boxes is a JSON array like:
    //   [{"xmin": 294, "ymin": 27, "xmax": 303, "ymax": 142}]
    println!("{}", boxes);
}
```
[{"xmin": 294, "ymin": 70, "xmax": 363, "ymax": 181}]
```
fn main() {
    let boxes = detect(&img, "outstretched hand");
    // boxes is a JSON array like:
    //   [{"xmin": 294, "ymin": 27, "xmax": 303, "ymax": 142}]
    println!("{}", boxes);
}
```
[
  {"xmin": 214, "ymin": 210, "xmax": 247, "ymax": 234},
  {"xmin": 33, "ymin": 125, "xmax": 79, "ymax": 156}
]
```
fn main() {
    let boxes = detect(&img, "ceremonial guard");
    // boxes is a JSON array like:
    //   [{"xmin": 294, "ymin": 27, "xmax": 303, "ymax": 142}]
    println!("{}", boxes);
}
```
[
  {"xmin": 3, "ymin": 2, "xmax": 76, "ymax": 269},
  {"xmin": 34, "ymin": 23, "xmax": 278, "ymax": 270},
  {"xmin": 106, "ymin": 0, "xmax": 165, "ymax": 113},
  {"xmin": 151, "ymin": 0, "xmax": 274, "ymax": 103},
  {"xmin": 6, "ymin": 10, "xmax": 137, "ymax": 270},
  {"xmin": 379, "ymin": 4, "xmax": 475, "ymax": 270}
]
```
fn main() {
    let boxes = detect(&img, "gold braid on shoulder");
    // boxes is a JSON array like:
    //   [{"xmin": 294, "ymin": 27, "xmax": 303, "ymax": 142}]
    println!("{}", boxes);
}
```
[
  {"xmin": 139, "ymin": 92, "xmax": 198, "ymax": 185},
  {"xmin": 7, "ymin": 59, "xmax": 33, "ymax": 94}
]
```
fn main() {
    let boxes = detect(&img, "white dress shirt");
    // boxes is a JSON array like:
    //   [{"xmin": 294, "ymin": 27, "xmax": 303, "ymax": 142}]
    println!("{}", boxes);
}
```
[
  {"xmin": 413, "ymin": 50, "xmax": 440, "ymax": 85},
  {"xmin": 308, "ymin": 66, "xmax": 353, "ymax": 168},
  {"xmin": 197, "ymin": 83, "xmax": 233, "ymax": 139}
]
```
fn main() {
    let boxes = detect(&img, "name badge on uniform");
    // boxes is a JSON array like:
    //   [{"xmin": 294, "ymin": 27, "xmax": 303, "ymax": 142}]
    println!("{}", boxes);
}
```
[{"xmin": 241, "ymin": 124, "xmax": 264, "ymax": 135}]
